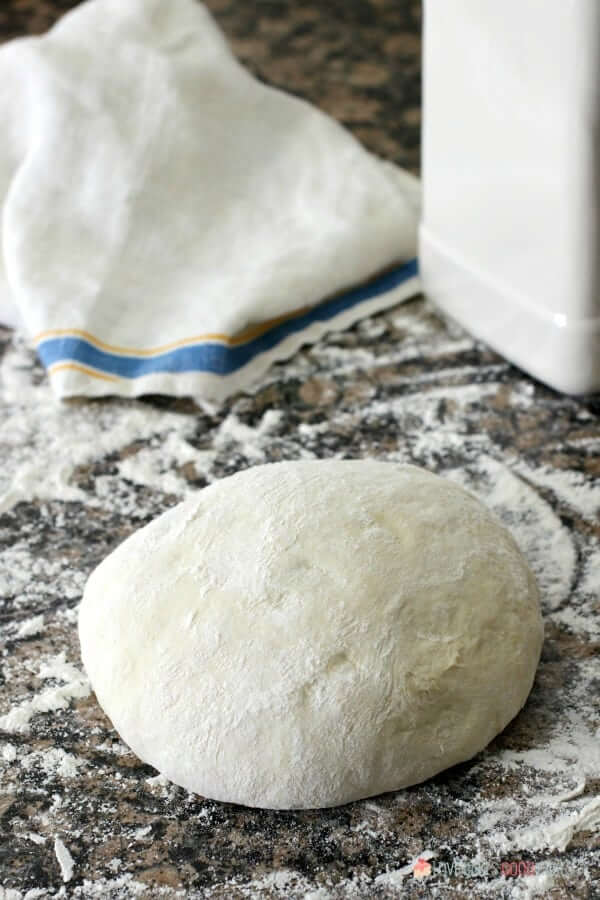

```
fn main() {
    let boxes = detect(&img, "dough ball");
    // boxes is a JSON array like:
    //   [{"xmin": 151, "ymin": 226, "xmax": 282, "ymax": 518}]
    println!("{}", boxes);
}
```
[{"xmin": 79, "ymin": 460, "xmax": 543, "ymax": 809}]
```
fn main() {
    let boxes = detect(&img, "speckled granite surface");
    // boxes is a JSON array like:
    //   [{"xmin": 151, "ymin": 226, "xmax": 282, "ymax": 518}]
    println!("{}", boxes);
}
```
[{"xmin": 1, "ymin": 2, "xmax": 599, "ymax": 898}]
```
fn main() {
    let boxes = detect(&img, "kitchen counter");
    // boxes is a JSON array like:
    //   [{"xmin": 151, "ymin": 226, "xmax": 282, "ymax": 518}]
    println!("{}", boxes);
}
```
[{"xmin": 1, "ymin": 2, "xmax": 599, "ymax": 898}]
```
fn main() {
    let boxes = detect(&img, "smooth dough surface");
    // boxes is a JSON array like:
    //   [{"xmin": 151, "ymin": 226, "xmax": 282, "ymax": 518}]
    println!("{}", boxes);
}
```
[{"xmin": 79, "ymin": 460, "xmax": 543, "ymax": 809}]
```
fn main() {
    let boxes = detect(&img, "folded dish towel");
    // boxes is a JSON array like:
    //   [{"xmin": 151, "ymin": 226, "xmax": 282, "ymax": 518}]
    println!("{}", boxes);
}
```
[{"xmin": 0, "ymin": 0, "xmax": 420, "ymax": 400}]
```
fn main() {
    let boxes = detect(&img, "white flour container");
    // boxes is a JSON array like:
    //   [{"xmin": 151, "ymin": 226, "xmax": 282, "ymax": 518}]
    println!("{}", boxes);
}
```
[{"xmin": 419, "ymin": 0, "xmax": 600, "ymax": 394}]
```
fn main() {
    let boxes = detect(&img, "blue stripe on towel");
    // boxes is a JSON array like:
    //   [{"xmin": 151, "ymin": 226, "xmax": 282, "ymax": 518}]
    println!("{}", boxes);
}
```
[{"xmin": 38, "ymin": 259, "xmax": 418, "ymax": 378}]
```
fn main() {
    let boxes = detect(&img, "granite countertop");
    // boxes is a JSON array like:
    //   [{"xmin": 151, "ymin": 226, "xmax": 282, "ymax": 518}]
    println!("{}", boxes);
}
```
[{"xmin": 1, "ymin": 2, "xmax": 599, "ymax": 898}]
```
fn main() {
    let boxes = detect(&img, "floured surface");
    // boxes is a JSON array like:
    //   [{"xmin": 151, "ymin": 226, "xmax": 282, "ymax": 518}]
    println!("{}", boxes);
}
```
[{"xmin": 1, "ymin": 289, "xmax": 598, "ymax": 897}]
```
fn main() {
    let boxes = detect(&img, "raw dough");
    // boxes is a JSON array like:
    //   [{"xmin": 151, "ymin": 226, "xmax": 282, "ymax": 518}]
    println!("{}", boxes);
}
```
[{"xmin": 79, "ymin": 460, "xmax": 543, "ymax": 809}]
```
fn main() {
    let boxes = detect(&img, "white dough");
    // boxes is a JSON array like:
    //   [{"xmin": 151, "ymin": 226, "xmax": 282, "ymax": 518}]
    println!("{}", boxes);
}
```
[{"xmin": 79, "ymin": 461, "xmax": 544, "ymax": 809}]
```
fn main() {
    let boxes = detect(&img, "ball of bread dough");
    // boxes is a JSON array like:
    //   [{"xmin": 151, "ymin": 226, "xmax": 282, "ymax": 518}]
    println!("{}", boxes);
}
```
[{"xmin": 79, "ymin": 460, "xmax": 543, "ymax": 809}]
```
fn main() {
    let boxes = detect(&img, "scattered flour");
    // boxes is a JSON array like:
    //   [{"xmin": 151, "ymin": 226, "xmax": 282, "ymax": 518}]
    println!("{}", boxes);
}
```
[
  {"xmin": 512, "ymin": 463, "xmax": 600, "ymax": 524},
  {"xmin": 0, "ymin": 890, "xmax": 47, "ymax": 900},
  {"xmin": 116, "ymin": 430, "xmax": 208, "ymax": 498},
  {"xmin": 484, "ymin": 869, "xmax": 556, "ymax": 900},
  {"xmin": 26, "ymin": 833, "xmax": 46, "ymax": 845},
  {"xmin": 496, "ymin": 714, "xmax": 600, "ymax": 783},
  {"xmin": 0, "ymin": 340, "xmax": 194, "ymax": 513},
  {"xmin": 14, "ymin": 615, "xmax": 45, "ymax": 640},
  {"xmin": 554, "ymin": 781, "xmax": 587, "ymax": 803},
  {"xmin": 478, "ymin": 711, "xmax": 600, "ymax": 854},
  {"xmin": 145, "ymin": 773, "xmax": 171, "ymax": 789},
  {"xmin": 53, "ymin": 836, "xmax": 75, "ymax": 882},
  {"xmin": 94, "ymin": 740, "xmax": 132, "ymax": 757},
  {"xmin": 71, "ymin": 874, "xmax": 148, "ymax": 897},
  {"xmin": 508, "ymin": 796, "xmax": 600, "ymax": 853},
  {"xmin": 512, "ymin": 870, "xmax": 556, "ymax": 899},
  {"xmin": 0, "ymin": 652, "xmax": 90, "ymax": 734},
  {"xmin": 204, "ymin": 867, "xmax": 318, "ymax": 898},
  {"xmin": 0, "ymin": 545, "xmax": 86, "ymax": 621},
  {"xmin": 22, "ymin": 747, "xmax": 84, "ymax": 779},
  {"xmin": 2, "ymin": 743, "xmax": 17, "ymax": 763}
]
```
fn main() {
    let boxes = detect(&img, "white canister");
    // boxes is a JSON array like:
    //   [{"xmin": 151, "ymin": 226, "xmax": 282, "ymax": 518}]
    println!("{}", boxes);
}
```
[{"xmin": 419, "ymin": 0, "xmax": 600, "ymax": 394}]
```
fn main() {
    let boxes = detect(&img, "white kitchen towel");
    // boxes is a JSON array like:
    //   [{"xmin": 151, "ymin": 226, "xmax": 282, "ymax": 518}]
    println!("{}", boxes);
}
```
[{"xmin": 0, "ymin": 0, "xmax": 420, "ymax": 400}]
